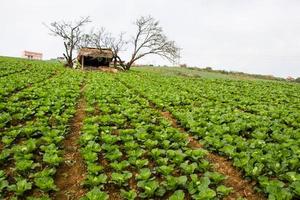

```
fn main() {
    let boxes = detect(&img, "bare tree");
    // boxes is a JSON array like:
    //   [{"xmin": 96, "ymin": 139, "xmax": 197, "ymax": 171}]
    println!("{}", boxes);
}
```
[
  {"xmin": 120, "ymin": 15, "xmax": 180, "ymax": 70},
  {"xmin": 79, "ymin": 30, "xmax": 95, "ymax": 49},
  {"xmin": 108, "ymin": 32, "xmax": 127, "ymax": 69},
  {"xmin": 45, "ymin": 17, "xmax": 91, "ymax": 67},
  {"xmin": 73, "ymin": 15, "xmax": 179, "ymax": 70}
]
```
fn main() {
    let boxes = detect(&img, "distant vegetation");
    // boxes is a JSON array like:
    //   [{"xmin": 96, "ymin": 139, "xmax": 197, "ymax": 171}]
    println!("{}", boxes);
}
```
[
  {"xmin": 133, "ymin": 65, "xmax": 292, "ymax": 82},
  {"xmin": 188, "ymin": 66, "xmax": 287, "ymax": 81}
]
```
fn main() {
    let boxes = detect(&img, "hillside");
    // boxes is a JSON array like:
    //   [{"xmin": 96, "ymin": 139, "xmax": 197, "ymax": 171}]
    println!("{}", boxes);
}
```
[
  {"xmin": 132, "ymin": 66, "xmax": 288, "ymax": 82},
  {"xmin": 0, "ymin": 56, "xmax": 300, "ymax": 200}
]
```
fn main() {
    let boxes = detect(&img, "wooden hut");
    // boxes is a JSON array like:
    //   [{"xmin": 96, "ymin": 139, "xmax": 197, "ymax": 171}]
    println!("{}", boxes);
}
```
[{"xmin": 77, "ymin": 47, "xmax": 113, "ymax": 69}]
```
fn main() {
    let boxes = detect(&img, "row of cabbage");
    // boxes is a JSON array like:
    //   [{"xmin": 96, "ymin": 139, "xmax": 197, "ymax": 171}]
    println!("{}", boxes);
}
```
[
  {"xmin": 0, "ymin": 57, "xmax": 62, "ymax": 101},
  {"xmin": 117, "ymin": 71, "xmax": 300, "ymax": 199},
  {"xmin": 0, "ymin": 57, "xmax": 31, "ymax": 77},
  {"xmin": 0, "ymin": 58, "xmax": 83, "ymax": 199},
  {"xmin": 79, "ymin": 72, "xmax": 234, "ymax": 200}
]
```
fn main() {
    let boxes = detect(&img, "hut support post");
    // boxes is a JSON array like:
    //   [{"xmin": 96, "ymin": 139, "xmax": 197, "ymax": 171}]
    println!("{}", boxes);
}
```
[{"xmin": 81, "ymin": 56, "xmax": 84, "ymax": 70}]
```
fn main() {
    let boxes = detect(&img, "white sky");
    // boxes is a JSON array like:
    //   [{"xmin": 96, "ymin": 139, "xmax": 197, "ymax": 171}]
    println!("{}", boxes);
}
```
[{"xmin": 1, "ymin": 0, "xmax": 300, "ymax": 78}]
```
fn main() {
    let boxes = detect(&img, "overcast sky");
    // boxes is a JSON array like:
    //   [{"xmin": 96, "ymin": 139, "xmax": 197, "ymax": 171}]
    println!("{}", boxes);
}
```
[{"xmin": 1, "ymin": 0, "xmax": 300, "ymax": 77}]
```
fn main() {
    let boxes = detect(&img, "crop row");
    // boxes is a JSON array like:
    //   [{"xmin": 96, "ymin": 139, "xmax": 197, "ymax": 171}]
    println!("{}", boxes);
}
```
[
  {"xmin": 0, "ymin": 58, "xmax": 62, "ymax": 101},
  {"xmin": 0, "ymin": 67, "xmax": 83, "ymax": 199},
  {"xmin": 79, "ymin": 72, "xmax": 234, "ymax": 200},
  {"xmin": 117, "ymin": 71, "xmax": 300, "ymax": 199},
  {"xmin": 0, "ymin": 57, "xmax": 32, "ymax": 77}
]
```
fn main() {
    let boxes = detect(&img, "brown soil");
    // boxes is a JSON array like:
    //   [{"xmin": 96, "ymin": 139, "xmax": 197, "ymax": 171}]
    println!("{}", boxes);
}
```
[
  {"xmin": 208, "ymin": 152, "xmax": 265, "ymax": 200},
  {"xmin": 53, "ymin": 87, "xmax": 87, "ymax": 200},
  {"xmin": 0, "ymin": 142, "xmax": 3, "ymax": 151},
  {"xmin": 99, "ymin": 153, "xmax": 110, "ymax": 173},
  {"xmin": 104, "ymin": 184, "xmax": 122, "ymax": 200},
  {"xmin": 161, "ymin": 111, "xmax": 186, "ymax": 133},
  {"xmin": 129, "ymin": 172, "xmax": 138, "ymax": 191}
]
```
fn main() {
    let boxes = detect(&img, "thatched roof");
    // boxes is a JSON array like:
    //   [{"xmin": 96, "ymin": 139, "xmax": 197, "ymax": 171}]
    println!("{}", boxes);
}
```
[{"xmin": 78, "ymin": 47, "xmax": 113, "ymax": 59}]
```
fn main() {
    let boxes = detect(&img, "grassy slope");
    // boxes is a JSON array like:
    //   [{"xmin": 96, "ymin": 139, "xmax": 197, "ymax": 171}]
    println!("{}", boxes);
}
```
[{"xmin": 132, "ymin": 66, "xmax": 287, "ymax": 82}]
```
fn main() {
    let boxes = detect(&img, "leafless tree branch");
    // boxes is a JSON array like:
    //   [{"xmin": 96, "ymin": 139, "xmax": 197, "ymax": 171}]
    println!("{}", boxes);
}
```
[
  {"xmin": 82, "ymin": 28, "xmax": 128, "ymax": 69},
  {"xmin": 44, "ymin": 16, "xmax": 91, "ymax": 67},
  {"xmin": 123, "ymin": 15, "xmax": 180, "ymax": 70},
  {"xmin": 61, "ymin": 15, "xmax": 180, "ymax": 70}
]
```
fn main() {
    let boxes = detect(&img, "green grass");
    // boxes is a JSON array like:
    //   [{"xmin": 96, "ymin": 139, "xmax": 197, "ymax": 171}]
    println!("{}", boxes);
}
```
[{"xmin": 132, "ymin": 66, "xmax": 287, "ymax": 82}]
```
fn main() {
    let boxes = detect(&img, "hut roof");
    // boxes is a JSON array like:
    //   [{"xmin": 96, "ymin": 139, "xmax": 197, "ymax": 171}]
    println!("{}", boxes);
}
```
[{"xmin": 78, "ymin": 47, "xmax": 113, "ymax": 59}]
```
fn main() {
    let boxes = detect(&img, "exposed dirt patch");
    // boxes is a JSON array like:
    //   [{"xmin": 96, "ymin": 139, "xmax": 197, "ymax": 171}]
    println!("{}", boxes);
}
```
[
  {"xmin": 129, "ymin": 172, "xmax": 138, "ymax": 191},
  {"xmin": 99, "ymin": 153, "xmax": 110, "ymax": 173},
  {"xmin": 53, "ymin": 86, "xmax": 87, "ymax": 200},
  {"xmin": 187, "ymin": 136, "xmax": 202, "ymax": 148},
  {"xmin": 112, "ymin": 129, "xmax": 119, "ymax": 135},
  {"xmin": 161, "ymin": 111, "xmax": 186, "ymax": 133},
  {"xmin": 208, "ymin": 153, "xmax": 265, "ymax": 200},
  {"xmin": 0, "ymin": 142, "xmax": 3, "ymax": 151},
  {"xmin": 105, "ymin": 184, "xmax": 122, "ymax": 200}
]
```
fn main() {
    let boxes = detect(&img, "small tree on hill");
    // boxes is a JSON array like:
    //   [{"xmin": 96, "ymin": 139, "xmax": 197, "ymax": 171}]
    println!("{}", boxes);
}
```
[
  {"xmin": 45, "ymin": 17, "xmax": 91, "ymax": 67},
  {"xmin": 120, "ymin": 15, "xmax": 180, "ymax": 70}
]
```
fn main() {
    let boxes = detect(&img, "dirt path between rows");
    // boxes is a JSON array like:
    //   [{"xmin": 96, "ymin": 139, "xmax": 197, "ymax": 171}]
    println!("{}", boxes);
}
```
[
  {"xmin": 53, "ymin": 85, "xmax": 87, "ymax": 200},
  {"xmin": 117, "ymin": 78, "xmax": 265, "ymax": 200},
  {"xmin": 161, "ymin": 111, "xmax": 265, "ymax": 200}
]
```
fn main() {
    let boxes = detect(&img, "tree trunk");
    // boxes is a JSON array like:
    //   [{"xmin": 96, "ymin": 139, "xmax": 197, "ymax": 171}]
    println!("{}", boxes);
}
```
[
  {"xmin": 113, "ymin": 57, "xmax": 117, "ymax": 68},
  {"xmin": 67, "ymin": 58, "xmax": 73, "ymax": 68},
  {"xmin": 125, "ymin": 60, "xmax": 134, "ymax": 70}
]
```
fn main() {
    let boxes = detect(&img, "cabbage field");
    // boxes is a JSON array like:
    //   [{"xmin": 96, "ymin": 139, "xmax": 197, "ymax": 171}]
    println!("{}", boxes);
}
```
[{"xmin": 0, "ymin": 57, "xmax": 299, "ymax": 200}]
